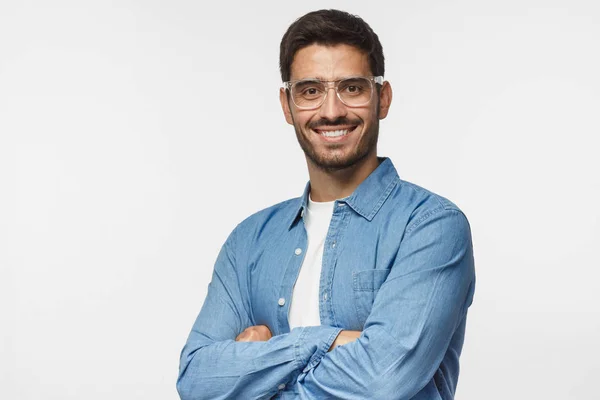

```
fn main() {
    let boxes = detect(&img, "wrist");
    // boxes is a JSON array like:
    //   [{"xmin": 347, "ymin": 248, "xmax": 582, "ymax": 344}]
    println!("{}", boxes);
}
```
[{"xmin": 328, "ymin": 330, "xmax": 361, "ymax": 351}]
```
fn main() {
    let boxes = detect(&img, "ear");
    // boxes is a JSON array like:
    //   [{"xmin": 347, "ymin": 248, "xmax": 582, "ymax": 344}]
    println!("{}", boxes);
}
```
[
  {"xmin": 279, "ymin": 88, "xmax": 294, "ymax": 125},
  {"xmin": 378, "ymin": 81, "xmax": 393, "ymax": 120}
]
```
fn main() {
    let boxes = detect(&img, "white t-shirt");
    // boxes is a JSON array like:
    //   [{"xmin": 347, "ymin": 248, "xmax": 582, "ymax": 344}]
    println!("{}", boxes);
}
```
[{"xmin": 288, "ymin": 195, "xmax": 335, "ymax": 329}]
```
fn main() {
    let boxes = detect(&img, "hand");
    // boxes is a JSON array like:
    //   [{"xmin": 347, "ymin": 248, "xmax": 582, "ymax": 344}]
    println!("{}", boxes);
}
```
[
  {"xmin": 235, "ymin": 325, "xmax": 273, "ymax": 342},
  {"xmin": 328, "ymin": 330, "xmax": 361, "ymax": 351}
]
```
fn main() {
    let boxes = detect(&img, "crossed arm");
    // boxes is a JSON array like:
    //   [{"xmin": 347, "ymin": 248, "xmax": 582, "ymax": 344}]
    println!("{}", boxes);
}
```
[
  {"xmin": 236, "ymin": 324, "xmax": 361, "ymax": 351},
  {"xmin": 177, "ymin": 209, "xmax": 475, "ymax": 399}
]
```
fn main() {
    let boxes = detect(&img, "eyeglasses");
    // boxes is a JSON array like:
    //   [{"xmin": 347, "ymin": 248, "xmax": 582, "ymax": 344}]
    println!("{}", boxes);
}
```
[{"xmin": 283, "ymin": 76, "xmax": 384, "ymax": 110}]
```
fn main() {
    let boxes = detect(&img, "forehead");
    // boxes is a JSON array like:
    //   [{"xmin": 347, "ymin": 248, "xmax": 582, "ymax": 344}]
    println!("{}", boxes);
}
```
[{"xmin": 290, "ymin": 44, "xmax": 371, "ymax": 81}]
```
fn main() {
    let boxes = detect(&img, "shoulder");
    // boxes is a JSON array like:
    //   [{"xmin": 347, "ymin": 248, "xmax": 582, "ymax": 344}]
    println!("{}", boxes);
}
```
[
  {"xmin": 230, "ymin": 196, "xmax": 300, "ymax": 240},
  {"xmin": 389, "ymin": 179, "xmax": 470, "ymax": 235},
  {"xmin": 395, "ymin": 179, "xmax": 462, "ymax": 212}
]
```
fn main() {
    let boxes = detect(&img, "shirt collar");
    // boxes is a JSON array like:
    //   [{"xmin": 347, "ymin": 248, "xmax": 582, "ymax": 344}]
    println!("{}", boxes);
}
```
[{"xmin": 288, "ymin": 157, "xmax": 400, "ymax": 229}]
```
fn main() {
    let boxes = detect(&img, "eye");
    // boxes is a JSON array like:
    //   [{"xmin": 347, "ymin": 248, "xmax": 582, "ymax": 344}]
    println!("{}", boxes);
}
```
[
  {"xmin": 294, "ymin": 82, "xmax": 324, "ymax": 99},
  {"xmin": 303, "ymin": 87, "xmax": 320, "ymax": 96},
  {"xmin": 339, "ymin": 79, "xmax": 368, "ymax": 96}
]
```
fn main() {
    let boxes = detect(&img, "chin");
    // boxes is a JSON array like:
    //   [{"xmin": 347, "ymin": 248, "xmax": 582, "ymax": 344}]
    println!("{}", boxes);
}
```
[{"xmin": 310, "ymin": 151, "xmax": 369, "ymax": 172}]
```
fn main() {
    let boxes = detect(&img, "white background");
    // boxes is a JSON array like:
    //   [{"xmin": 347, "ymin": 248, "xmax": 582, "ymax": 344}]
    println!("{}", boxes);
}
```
[{"xmin": 1, "ymin": 1, "xmax": 599, "ymax": 399}]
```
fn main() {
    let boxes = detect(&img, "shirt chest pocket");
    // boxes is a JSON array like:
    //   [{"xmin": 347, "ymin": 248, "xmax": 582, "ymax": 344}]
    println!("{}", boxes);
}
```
[{"xmin": 352, "ymin": 269, "xmax": 391, "ymax": 327}]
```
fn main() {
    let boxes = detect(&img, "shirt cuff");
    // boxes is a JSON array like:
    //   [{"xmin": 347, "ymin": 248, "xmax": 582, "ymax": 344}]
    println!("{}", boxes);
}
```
[{"xmin": 294, "ymin": 326, "xmax": 343, "ymax": 373}]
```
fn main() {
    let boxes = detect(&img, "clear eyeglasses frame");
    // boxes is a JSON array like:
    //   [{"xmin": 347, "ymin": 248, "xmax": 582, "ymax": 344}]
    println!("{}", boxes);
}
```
[{"xmin": 282, "ymin": 75, "xmax": 384, "ymax": 110}]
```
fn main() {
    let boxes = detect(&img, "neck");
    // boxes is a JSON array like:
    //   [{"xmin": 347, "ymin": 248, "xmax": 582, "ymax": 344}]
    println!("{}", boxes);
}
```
[{"xmin": 306, "ymin": 152, "xmax": 381, "ymax": 202}]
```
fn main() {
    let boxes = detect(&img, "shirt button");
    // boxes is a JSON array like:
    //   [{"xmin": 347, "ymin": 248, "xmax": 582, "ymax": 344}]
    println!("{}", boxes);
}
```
[
  {"xmin": 294, "ymin": 248, "xmax": 302, "ymax": 255},
  {"xmin": 278, "ymin": 383, "xmax": 286, "ymax": 390},
  {"xmin": 338, "ymin": 203, "xmax": 345, "ymax": 207},
  {"xmin": 278, "ymin": 298, "xmax": 285, "ymax": 306},
  {"xmin": 323, "ymin": 292, "xmax": 328, "ymax": 301},
  {"xmin": 331, "ymin": 242, "xmax": 336, "ymax": 248}
]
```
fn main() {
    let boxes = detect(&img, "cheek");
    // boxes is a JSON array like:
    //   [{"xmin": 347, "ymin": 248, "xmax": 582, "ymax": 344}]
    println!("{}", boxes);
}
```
[
  {"xmin": 293, "ymin": 112, "xmax": 315, "ymax": 129},
  {"xmin": 360, "ymin": 108, "xmax": 378, "ymax": 126}
]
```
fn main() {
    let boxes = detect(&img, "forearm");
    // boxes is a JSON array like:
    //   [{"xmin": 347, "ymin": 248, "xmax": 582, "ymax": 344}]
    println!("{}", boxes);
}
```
[
  {"xmin": 177, "ymin": 325, "xmax": 342, "ymax": 400},
  {"xmin": 289, "ymin": 324, "xmax": 440, "ymax": 399}
]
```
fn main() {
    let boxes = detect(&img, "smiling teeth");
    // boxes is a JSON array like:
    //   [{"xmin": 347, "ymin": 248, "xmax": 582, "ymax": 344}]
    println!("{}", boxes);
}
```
[{"xmin": 321, "ymin": 129, "xmax": 349, "ymax": 137}]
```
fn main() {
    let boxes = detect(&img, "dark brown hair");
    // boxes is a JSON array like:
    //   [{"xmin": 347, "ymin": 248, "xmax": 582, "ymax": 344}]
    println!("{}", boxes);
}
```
[{"xmin": 279, "ymin": 9, "xmax": 385, "ymax": 82}]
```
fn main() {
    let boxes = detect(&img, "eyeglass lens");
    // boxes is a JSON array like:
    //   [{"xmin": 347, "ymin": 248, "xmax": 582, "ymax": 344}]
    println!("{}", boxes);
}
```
[{"xmin": 292, "ymin": 77, "xmax": 373, "ymax": 108}]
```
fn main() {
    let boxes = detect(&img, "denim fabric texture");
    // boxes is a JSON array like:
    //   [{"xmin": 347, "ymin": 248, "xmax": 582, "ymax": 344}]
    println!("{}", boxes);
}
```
[{"xmin": 177, "ymin": 157, "xmax": 476, "ymax": 400}]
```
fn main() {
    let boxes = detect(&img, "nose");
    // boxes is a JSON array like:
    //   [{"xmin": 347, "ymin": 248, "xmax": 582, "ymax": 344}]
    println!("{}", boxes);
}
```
[{"xmin": 318, "ymin": 85, "xmax": 347, "ymax": 121}]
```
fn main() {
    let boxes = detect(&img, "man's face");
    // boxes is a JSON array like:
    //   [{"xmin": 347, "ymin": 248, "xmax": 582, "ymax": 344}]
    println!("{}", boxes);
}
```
[{"xmin": 280, "ymin": 44, "xmax": 391, "ymax": 172}]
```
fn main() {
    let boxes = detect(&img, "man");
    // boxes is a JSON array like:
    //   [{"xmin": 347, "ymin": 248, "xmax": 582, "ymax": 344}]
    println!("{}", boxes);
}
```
[{"xmin": 177, "ymin": 9, "xmax": 475, "ymax": 400}]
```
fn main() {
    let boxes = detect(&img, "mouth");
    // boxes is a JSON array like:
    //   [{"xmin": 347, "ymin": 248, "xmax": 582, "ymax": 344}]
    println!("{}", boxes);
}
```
[{"xmin": 311, "ymin": 125, "xmax": 359, "ymax": 141}]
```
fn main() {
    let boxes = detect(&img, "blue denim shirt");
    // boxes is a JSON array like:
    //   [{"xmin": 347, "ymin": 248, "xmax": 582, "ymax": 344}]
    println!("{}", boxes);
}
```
[{"xmin": 177, "ymin": 157, "xmax": 475, "ymax": 400}]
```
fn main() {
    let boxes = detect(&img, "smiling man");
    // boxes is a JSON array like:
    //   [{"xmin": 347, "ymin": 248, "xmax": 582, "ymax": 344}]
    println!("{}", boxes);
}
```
[{"xmin": 177, "ymin": 9, "xmax": 475, "ymax": 400}]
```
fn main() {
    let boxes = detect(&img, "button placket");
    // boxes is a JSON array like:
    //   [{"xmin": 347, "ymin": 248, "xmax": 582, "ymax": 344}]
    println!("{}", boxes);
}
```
[
  {"xmin": 320, "ymin": 201, "xmax": 349, "ymax": 326},
  {"xmin": 276, "ymin": 223, "xmax": 309, "ymax": 334}
]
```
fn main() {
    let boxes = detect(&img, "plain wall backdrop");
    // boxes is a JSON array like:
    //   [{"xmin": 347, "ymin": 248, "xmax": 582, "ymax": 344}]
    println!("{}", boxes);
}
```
[{"xmin": 1, "ymin": 0, "xmax": 599, "ymax": 399}]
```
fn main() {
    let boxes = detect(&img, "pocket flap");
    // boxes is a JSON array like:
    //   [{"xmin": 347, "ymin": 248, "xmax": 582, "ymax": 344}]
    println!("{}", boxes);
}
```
[{"xmin": 352, "ymin": 269, "xmax": 391, "ymax": 291}]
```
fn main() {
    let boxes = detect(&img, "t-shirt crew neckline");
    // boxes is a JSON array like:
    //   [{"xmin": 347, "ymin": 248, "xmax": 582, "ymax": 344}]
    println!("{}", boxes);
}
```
[{"xmin": 307, "ymin": 194, "xmax": 336, "ymax": 214}]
